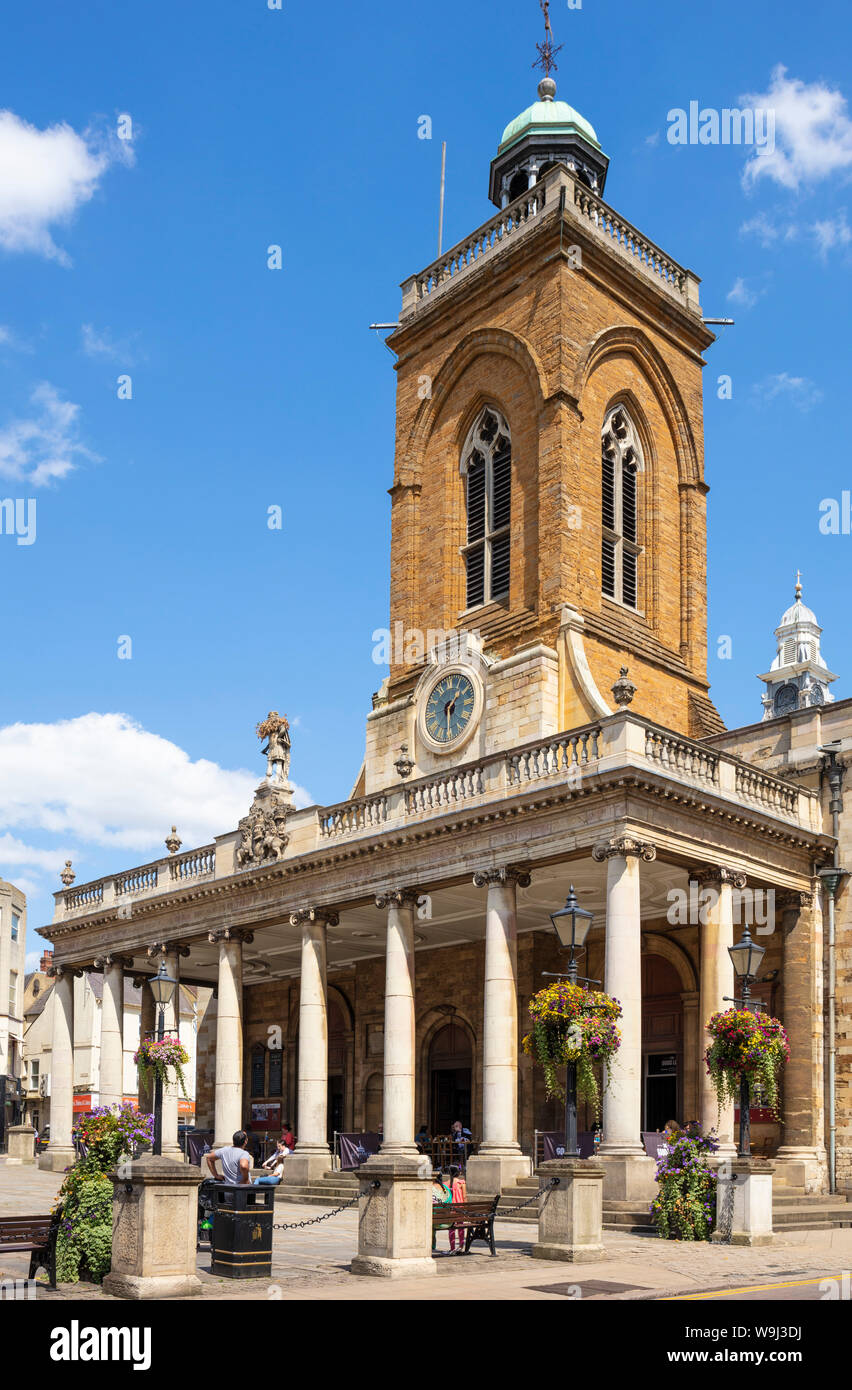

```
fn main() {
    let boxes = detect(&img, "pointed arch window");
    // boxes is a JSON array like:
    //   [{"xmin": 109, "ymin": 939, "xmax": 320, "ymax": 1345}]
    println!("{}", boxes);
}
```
[
  {"xmin": 601, "ymin": 406, "xmax": 643, "ymax": 609},
  {"xmin": 461, "ymin": 407, "xmax": 511, "ymax": 609}
]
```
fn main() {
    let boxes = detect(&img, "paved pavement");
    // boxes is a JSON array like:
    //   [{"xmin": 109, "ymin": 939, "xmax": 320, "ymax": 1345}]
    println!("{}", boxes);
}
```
[{"xmin": 2, "ymin": 1158, "xmax": 850, "ymax": 1301}]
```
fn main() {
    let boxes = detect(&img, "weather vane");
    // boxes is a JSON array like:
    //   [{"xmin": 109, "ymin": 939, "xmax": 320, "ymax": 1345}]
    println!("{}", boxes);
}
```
[{"xmin": 533, "ymin": 0, "xmax": 563, "ymax": 77}]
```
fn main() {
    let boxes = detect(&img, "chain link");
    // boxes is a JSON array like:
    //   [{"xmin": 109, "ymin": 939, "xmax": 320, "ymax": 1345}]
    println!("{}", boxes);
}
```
[
  {"xmin": 271, "ymin": 1186, "xmax": 371, "ymax": 1231},
  {"xmin": 495, "ymin": 1177, "xmax": 558, "ymax": 1216}
]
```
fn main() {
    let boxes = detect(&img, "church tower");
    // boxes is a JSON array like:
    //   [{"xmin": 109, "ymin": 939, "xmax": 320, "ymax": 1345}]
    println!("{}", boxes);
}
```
[
  {"xmin": 364, "ymin": 40, "xmax": 723, "ymax": 793},
  {"xmin": 758, "ymin": 575, "xmax": 837, "ymax": 719}
]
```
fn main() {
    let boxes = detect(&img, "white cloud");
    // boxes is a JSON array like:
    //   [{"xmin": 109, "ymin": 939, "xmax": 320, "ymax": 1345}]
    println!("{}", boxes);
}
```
[
  {"xmin": 810, "ymin": 211, "xmax": 852, "ymax": 258},
  {"xmin": 0, "ymin": 109, "xmax": 132, "ymax": 264},
  {"xmin": 0, "ymin": 712, "xmax": 313, "ymax": 886},
  {"xmin": 0, "ymin": 382, "xmax": 95, "ymax": 485},
  {"xmin": 645, "ymin": 131, "xmax": 660, "ymax": 147},
  {"xmin": 751, "ymin": 372, "xmax": 823, "ymax": 412},
  {"xmin": 740, "ymin": 211, "xmax": 799, "ymax": 246},
  {"xmin": 726, "ymin": 276, "xmax": 762, "ymax": 308},
  {"xmin": 81, "ymin": 323, "xmax": 140, "ymax": 363},
  {"xmin": 741, "ymin": 66, "xmax": 852, "ymax": 190}
]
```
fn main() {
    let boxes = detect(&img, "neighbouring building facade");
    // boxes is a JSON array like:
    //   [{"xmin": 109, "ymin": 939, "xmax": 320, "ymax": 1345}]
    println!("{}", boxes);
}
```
[
  {"xmin": 0, "ymin": 879, "xmax": 26, "ymax": 1150},
  {"xmin": 35, "ymin": 73, "xmax": 850, "ymax": 1202}
]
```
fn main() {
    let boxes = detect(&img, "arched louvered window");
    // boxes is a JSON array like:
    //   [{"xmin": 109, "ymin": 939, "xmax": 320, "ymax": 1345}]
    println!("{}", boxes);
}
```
[
  {"xmin": 461, "ymin": 407, "xmax": 511, "ymax": 609},
  {"xmin": 601, "ymin": 406, "xmax": 643, "ymax": 609}
]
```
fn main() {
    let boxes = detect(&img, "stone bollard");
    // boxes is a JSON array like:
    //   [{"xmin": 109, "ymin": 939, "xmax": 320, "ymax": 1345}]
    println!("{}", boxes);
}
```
[
  {"xmin": 5, "ymin": 1125, "xmax": 36, "ymax": 1166},
  {"xmin": 102, "ymin": 1154, "xmax": 203, "ymax": 1299},
  {"xmin": 350, "ymin": 1153, "xmax": 437, "ymax": 1279},
  {"xmin": 712, "ymin": 1158, "xmax": 775, "ymax": 1246},
  {"xmin": 532, "ymin": 1158, "xmax": 606, "ymax": 1262}
]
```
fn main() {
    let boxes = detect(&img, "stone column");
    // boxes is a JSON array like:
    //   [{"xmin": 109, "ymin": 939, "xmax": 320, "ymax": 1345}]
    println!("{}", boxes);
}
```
[
  {"xmin": 696, "ymin": 867, "xmax": 743, "ymax": 1158},
  {"xmin": 97, "ymin": 955, "xmax": 130, "ymax": 1110},
  {"xmin": 137, "ymin": 979, "xmax": 156, "ymax": 1117},
  {"xmin": 376, "ymin": 889, "xmax": 420, "ymax": 1156},
  {"xmin": 209, "ymin": 929, "xmax": 250, "ymax": 1147},
  {"xmin": 775, "ymin": 890, "xmax": 827, "ymax": 1192},
  {"xmin": 592, "ymin": 836, "xmax": 656, "ymax": 1202},
  {"xmin": 466, "ymin": 865, "xmax": 531, "ymax": 1195},
  {"xmin": 351, "ymin": 887, "xmax": 435, "ymax": 1279},
  {"xmin": 156, "ymin": 946, "xmax": 183, "ymax": 1159},
  {"xmin": 38, "ymin": 965, "xmax": 77, "ymax": 1171},
  {"xmin": 283, "ymin": 907, "xmax": 338, "ymax": 1186}
]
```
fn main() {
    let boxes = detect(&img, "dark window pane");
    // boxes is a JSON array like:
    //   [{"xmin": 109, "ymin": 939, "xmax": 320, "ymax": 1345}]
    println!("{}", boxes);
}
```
[
  {"xmin": 467, "ymin": 460, "xmax": 486, "ymax": 542},
  {"xmin": 250, "ymin": 1049, "xmax": 266, "ymax": 1098},
  {"xmin": 622, "ymin": 549, "xmax": 637, "ymax": 608},
  {"xmin": 492, "ymin": 446, "xmax": 511, "ymax": 530},
  {"xmin": 602, "ymin": 449, "xmax": 615, "ymax": 531},
  {"xmin": 602, "ymin": 538, "xmax": 616, "ymax": 598},
  {"xmin": 268, "ymin": 1049, "xmax": 283, "ymax": 1096},
  {"xmin": 490, "ymin": 532, "xmax": 510, "ymax": 600},
  {"xmin": 466, "ymin": 544, "xmax": 485, "ymax": 608},
  {"xmin": 622, "ymin": 462, "xmax": 637, "ymax": 542}
]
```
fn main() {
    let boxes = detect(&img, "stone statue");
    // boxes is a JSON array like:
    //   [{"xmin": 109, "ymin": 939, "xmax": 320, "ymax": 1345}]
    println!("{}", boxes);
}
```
[{"xmin": 256, "ymin": 711, "xmax": 291, "ymax": 784}]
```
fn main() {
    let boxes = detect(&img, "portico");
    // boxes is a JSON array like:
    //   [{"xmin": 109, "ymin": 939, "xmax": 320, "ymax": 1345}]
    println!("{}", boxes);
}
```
[{"xmin": 37, "ymin": 709, "xmax": 831, "ymax": 1199}]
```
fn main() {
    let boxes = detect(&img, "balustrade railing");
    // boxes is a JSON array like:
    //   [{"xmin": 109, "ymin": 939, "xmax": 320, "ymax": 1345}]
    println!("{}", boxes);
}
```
[
  {"xmin": 573, "ymin": 184, "xmax": 688, "ymax": 301},
  {"xmin": 644, "ymin": 728, "xmax": 719, "ymax": 784},
  {"xmin": 735, "ymin": 765, "xmax": 799, "ymax": 817},
  {"xmin": 318, "ymin": 793, "xmax": 389, "ymax": 839},
  {"xmin": 405, "ymin": 765, "xmax": 486, "ymax": 815},
  {"xmin": 168, "ymin": 846, "xmax": 216, "ymax": 882},
  {"xmin": 114, "ymin": 865, "xmax": 158, "ymax": 895},
  {"xmin": 507, "ymin": 727, "xmax": 600, "ymax": 785},
  {"xmin": 63, "ymin": 881, "xmax": 105, "ymax": 911}
]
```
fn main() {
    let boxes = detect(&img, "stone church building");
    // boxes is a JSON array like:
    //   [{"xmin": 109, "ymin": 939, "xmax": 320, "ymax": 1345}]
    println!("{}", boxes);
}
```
[{"xmin": 37, "ymin": 75, "xmax": 850, "ymax": 1206}]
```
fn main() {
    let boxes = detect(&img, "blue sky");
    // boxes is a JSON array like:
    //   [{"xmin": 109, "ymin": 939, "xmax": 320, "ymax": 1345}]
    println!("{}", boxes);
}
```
[{"xmin": 1, "ymin": 0, "xmax": 850, "ymax": 957}]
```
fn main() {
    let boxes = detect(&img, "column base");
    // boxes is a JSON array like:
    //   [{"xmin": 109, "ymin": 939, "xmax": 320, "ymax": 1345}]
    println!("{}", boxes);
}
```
[
  {"xmin": 279, "ymin": 1149, "xmax": 332, "ymax": 1188},
  {"xmin": 349, "ymin": 1153, "xmax": 435, "ymax": 1278},
  {"xmin": 712, "ymin": 1159, "xmax": 774, "ymax": 1246},
  {"xmin": 596, "ymin": 1152, "xmax": 656, "ymax": 1203},
  {"xmin": 102, "ymin": 1273, "xmax": 203, "ymax": 1300},
  {"xmin": 37, "ymin": 1147, "xmax": 77, "ymax": 1172},
  {"xmin": 531, "ymin": 1159, "xmax": 605, "ymax": 1263},
  {"xmin": 773, "ymin": 1147, "xmax": 828, "ymax": 1195},
  {"xmin": 466, "ymin": 1149, "xmax": 531, "ymax": 1195}
]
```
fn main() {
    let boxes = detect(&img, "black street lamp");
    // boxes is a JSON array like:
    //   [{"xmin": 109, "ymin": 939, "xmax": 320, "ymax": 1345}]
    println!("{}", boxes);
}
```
[
  {"xmin": 147, "ymin": 961, "xmax": 178, "ymax": 1156},
  {"xmin": 726, "ymin": 924, "xmax": 766, "ymax": 1158},
  {"xmin": 546, "ymin": 886, "xmax": 595, "ymax": 1158}
]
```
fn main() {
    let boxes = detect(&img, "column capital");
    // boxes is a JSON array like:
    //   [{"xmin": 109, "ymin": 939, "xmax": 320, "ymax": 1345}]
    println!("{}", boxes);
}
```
[
  {"xmin": 208, "ymin": 928, "xmax": 255, "ymax": 944},
  {"xmin": 93, "ymin": 953, "xmax": 134, "ymax": 970},
  {"xmin": 375, "ymin": 888, "xmax": 421, "ymax": 910},
  {"xmin": 288, "ymin": 907, "xmax": 340, "ymax": 928},
  {"xmin": 592, "ymin": 836, "xmax": 657, "ymax": 863},
  {"xmin": 776, "ymin": 889, "xmax": 814, "ymax": 912},
  {"xmin": 46, "ymin": 964, "xmax": 83, "ymax": 980},
  {"xmin": 146, "ymin": 941, "xmax": 191, "ymax": 958},
  {"xmin": 689, "ymin": 864, "xmax": 747, "ymax": 889},
  {"xmin": 472, "ymin": 864, "xmax": 532, "ymax": 889}
]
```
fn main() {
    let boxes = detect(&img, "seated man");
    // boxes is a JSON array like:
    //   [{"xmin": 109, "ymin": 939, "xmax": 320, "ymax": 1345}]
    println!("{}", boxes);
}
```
[{"xmin": 204, "ymin": 1130, "xmax": 253, "ymax": 1185}]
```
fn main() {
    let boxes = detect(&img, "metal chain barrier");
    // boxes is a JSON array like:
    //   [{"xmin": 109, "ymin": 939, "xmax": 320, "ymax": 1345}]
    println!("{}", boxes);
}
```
[
  {"xmin": 495, "ymin": 1176, "xmax": 558, "ymax": 1216},
  {"xmin": 271, "ymin": 1182, "xmax": 378, "ymax": 1231}
]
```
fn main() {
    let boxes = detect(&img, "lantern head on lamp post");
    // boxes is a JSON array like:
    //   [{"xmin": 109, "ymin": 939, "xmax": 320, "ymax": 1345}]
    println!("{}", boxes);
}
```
[
  {"xmin": 549, "ymin": 886, "xmax": 594, "ymax": 983},
  {"xmin": 726, "ymin": 924, "xmax": 766, "ymax": 1159},
  {"xmin": 147, "ymin": 961, "xmax": 177, "ymax": 1156}
]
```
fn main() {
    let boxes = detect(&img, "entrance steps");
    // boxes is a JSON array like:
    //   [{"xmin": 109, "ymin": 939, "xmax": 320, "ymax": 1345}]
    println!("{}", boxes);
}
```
[{"xmin": 271, "ymin": 1169, "xmax": 852, "ymax": 1233}]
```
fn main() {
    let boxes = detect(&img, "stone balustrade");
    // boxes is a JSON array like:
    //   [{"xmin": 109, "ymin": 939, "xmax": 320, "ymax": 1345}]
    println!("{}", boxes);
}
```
[
  {"xmin": 399, "ymin": 166, "xmax": 701, "ymax": 322},
  {"xmin": 53, "ymin": 715, "xmax": 816, "ymax": 923}
]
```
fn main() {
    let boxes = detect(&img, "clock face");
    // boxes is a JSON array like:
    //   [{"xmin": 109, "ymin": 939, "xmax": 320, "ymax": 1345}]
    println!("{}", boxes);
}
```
[{"xmin": 424, "ymin": 672, "xmax": 476, "ymax": 746}]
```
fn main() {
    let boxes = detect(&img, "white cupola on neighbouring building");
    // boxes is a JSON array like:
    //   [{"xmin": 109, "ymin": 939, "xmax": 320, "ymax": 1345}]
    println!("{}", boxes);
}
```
[{"xmin": 758, "ymin": 573, "xmax": 837, "ymax": 719}]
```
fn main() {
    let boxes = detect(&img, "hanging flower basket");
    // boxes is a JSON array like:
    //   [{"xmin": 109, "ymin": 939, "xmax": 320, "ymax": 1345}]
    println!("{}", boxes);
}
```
[
  {"xmin": 522, "ymin": 981, "xmax": 622, "ymax": 1118},
  {"xmin": 704, "ymin": 1008, "xmax": 789, "ymax": 1119},
  {"xmin": 134, "ymin": 1035, "xmax": 191, "ymax": 1100}
]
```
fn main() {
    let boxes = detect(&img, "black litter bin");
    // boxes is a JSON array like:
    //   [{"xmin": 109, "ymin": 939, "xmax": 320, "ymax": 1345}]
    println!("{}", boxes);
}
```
[{"xmin": 210, "ymin": 1182, "xmax": 275, "ymax": 1278}]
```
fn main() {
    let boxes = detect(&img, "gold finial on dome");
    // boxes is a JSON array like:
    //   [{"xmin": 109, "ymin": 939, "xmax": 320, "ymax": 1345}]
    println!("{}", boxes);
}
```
[{"xmin": 795, "ymin": 569, "xmax": 803, "ymax": 601}]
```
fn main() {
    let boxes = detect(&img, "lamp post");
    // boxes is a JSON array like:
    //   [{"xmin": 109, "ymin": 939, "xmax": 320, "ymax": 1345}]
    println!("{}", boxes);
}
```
[
  {"xmin": 546, "ymin": 885, "xmax": 594, "ymax": 1158},
  {"xmin": 726, "ymin": 924, "xmax": 766, "ymax": 1159},
  {"xmin": 147, "ymin": 961, "xmax": 178, "ymax": 1157}
]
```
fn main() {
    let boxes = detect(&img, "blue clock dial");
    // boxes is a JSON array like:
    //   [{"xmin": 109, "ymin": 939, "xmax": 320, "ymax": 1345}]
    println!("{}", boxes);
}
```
[{"xmin": 424, "ymin": 673, "xmax": 476, "ymax": 745}]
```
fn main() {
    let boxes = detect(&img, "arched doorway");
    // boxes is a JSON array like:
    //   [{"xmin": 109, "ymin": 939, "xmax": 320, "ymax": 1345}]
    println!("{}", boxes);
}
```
[
  {"xmin": 327, "ymin": 998, "xmax": 346, "ymax": 1138},
  {"xmin": 429, "ymin": 1023, "xmax": 472, "ymax": 1135},
  {"xmin": 642, "ymin": 955, "xmax": 684, "ymax": 1131}
]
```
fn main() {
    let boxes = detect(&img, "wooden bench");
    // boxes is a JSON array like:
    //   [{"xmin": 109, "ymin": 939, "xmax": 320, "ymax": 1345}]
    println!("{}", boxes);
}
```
[
  {"xmin": 432, "ymin": 1197, "xmax": 499, "ymax": 1256},
  {"xmin": 0, "ymin": 1214, "xmax": 59, "ymax": 1287}
]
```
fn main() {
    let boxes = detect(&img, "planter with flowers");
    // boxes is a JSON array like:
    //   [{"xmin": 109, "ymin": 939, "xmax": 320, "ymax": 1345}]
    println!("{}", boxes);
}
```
[
  {"xmin": 704, "ymin": 1008, "xmax": 789, "ymax": 1120},
  {"xmin": 650, "ymin": 1127, "xmax": 719, "ymax": 1240},
  {"xmin": 134, "ymin": 1035, "xmax": 191, "ymax": 1099},
  {"xmin": 521, "ymin": 980, "xmax": 622, "ymax": 1118}
]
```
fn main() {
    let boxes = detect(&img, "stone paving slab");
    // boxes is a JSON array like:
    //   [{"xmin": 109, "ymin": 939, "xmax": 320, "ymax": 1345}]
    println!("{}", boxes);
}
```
[{"xmin": 3, "ymin": 1159, "xmax": 851, "ymax": 1301}]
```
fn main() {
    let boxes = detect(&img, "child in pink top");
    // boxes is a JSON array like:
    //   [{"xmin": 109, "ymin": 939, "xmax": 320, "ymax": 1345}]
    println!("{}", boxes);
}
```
[{"xmin": 448, "ymin": 1165, "xmax": 467, "ymax": 1252}]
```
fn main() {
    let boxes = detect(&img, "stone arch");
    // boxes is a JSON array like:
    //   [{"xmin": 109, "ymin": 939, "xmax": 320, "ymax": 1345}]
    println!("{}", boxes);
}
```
[
  {"xmin": 572, "ymin": 324, "xmax": 701, "ymax": 487},
  {"xmin": 641, "ymin": 932, "xmax": 698, "ymax": 992},
  {"xmin": 417, "ymin": 1008, "xmax": 477, "ymax": 1137}
]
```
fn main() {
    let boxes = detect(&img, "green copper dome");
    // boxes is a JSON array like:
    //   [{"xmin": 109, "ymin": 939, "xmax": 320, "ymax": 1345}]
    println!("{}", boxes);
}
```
[{"xmin": 499, "ymin": 97, "xmax": 601, "ymax": 154}]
